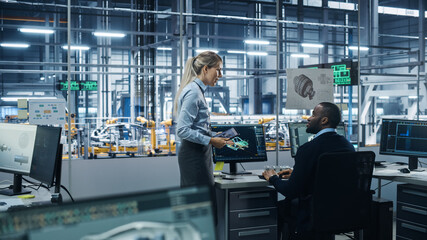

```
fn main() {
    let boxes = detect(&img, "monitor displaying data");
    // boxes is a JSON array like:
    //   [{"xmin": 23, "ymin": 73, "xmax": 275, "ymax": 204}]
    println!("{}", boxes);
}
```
[
  {"xmin": 0, "ymin": 186, "xmax": 216, "ymax": 240},
  {"xmin": 211, "ymin": 124, "xmax": 267, "ymax": 163},
  {"xmin": 379, "ymin": 119, "xmax": 427, "ymax": 158},
  {"xmin": 0, "ymin": 123, "xmax": 37, "ymax": 175},
  {"xmin": 288, "ymin": 122, "xmax": 346, "ymax": 157}
]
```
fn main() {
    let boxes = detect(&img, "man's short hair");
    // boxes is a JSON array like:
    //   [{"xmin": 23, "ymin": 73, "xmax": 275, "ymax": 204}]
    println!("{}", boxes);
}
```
[{"xmin": 319, "ymin": 102, "xmax": 341, "ymax": 128}]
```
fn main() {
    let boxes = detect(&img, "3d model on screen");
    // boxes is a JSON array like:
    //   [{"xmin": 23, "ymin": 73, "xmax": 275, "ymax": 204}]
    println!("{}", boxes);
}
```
[
  {"xmin": 81, "ymin": 221, "xmax": 202, "ymax": 240},
  {"xmin": 226, "ymin": 137, "xmax": 249, "ymax": 151},
  {"xmin": 294, "ymin": 74, "xmax": 316, "ymax": 100}
]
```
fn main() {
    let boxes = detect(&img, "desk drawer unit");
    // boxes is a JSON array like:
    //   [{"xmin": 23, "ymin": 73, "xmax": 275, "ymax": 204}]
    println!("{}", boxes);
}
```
[
  {"xmin": 397, "ymin": 184, "xmax": 427, "ymax": 239},
  {"xmin": 229, "ymin": 225, "xmax": 277, "ymax": 240},
  {"xmin": 228, "ymin": 188, "xmax": 277, "ymax": 240}
]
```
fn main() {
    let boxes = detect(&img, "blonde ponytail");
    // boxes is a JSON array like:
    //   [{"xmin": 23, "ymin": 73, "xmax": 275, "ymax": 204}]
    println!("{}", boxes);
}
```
[{"xmin": 173, "ymin": 51, "xmax": 222, "ymax": 118}]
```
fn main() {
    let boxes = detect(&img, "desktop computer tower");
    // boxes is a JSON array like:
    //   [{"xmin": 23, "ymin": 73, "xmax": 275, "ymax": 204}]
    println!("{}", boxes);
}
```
[{"xmin": 364, "ymin": 197, "xmax": 393, "ymax": 240}]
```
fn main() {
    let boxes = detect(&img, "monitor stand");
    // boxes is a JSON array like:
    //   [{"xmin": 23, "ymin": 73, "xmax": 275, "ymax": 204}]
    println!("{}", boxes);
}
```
[
  {"xmin": 408, "ymin": 156, "xmax": 419, "ymax": 171},
  {"xmin": 0, "ymin": 174, "xmax": 31, "ymax": 196},
  {"xmin": 222, "ymin": 163, "xmax": 251, "ymax": 175}
]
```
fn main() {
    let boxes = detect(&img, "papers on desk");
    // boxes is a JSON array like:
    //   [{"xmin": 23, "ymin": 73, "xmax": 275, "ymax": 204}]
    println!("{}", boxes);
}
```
[{"xmin": 0, "ymin": 198, "xmax": 24, "ymax": 211}]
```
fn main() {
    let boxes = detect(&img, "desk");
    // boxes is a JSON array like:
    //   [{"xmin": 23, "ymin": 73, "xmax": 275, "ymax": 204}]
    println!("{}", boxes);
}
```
[
  {"xmin": 373, "ymin": 164, "xmax": 427, "ymax": 198},
  {"xmin": 373, "ymin": 164, "xmax": 427, "ymax": 239},
  {"xmin": 215, "ymin": 170, "xmax": 277, "ymax": 240},
  {"xmin": 0, "ymin": 184, "xmax": 52, "ymax": 211}
]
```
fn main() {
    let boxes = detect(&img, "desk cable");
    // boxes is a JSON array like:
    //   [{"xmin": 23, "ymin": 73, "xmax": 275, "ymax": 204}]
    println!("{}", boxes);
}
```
[
  {"xmin": 373, "ymin": 180, "xmax": 394, "ymax": 192},
  {"xmin": 339, "ymin": 232, "xmax": 355, "ymax": 240},
  {"xmin": 22, "ymin": 177, "xmax": 75, "ymax": 203},
  {"xmin": 239, "ymin": 163, "xmax": 246, "ymax": 171}
]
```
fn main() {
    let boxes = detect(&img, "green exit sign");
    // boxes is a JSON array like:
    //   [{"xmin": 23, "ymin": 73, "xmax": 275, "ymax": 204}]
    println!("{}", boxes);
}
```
[
  {"xmin": 60, "ymin": 81, "xmax": 80, "ymax": 91},
  {"xmin": 59, "ymin": 81, "xmax": 98, "ymax": 91},
  {"xmin": 80, "ymin": 81, "xmax": 98, "ymax": 91}
]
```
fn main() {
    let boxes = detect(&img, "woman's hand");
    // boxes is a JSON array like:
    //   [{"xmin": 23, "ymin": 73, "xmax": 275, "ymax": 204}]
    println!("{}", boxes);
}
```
[{"xmin": 210, "ymin": 137, "xmax": 233, "ymax": 148}]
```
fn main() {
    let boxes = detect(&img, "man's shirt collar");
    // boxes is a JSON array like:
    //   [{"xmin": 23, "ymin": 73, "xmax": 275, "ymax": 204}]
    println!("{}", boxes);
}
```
[{"xmin": 314, "ymin": 128, "xmax": 336, "ymax": 139}]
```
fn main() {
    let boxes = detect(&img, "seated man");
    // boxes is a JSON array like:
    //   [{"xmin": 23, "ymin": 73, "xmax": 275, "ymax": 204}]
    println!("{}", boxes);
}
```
[{"xmin": 263, "ymin": 102, "xmax": 355, "ymax": 239}]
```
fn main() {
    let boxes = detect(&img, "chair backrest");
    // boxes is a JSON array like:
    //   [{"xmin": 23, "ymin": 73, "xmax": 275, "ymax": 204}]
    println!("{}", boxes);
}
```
[{"xmin": 311, "ymin": 151, "xmax": 375, "ymax": 233}]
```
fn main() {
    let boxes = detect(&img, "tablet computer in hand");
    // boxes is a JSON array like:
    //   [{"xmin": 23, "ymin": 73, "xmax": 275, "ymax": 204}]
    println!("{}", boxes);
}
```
[{"xmin": 214, "ymin": 127, "xmax": 238, "ymax": 139}]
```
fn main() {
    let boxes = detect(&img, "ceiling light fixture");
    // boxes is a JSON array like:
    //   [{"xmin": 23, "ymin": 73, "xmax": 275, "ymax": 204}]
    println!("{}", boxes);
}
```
[
  {"xmin": 195, "ymin": 49, "xmax": 218, "ymax": 53},
  {"xmin": 301, "ymin": 43, "xmax": 324, "ymax": 48},
  {"xmin": 1, "ymin": 97, "xmax": 57, "ymax": 102},
  {"xmin": 227, "ymin": 50, "xmax": 246, "ymax": 54},
  {"xmin": 18, "ymin": 28, "xmax": 54, "ymax": 34},
  {"xmin": 349, "ymin": 46, "xmax": 369, "ymax": 51},
  {"xmin": 93, "ymin": 32, "xmax": 126, "ymax": 38},
  {"xmin": 157, "ymin": 47, "xmax": 172, "ymax": 51},
  {"xmin": 290, "ymin": 53, "xmax": 310, "ymax": 58},
  {"xmin": 244, "ymin": 39, "xmax": 270, "ymax": 45},
  {"xmin": 247, "ymin": 51, "xmax": 268, "ymax": 56},
  {"xmin": 0, "ymin": 43, "xmax": 30, "ymax": 48},
  {"xmin": 62, "ymin": 45, "xmax": 90, "ymax": 50}
]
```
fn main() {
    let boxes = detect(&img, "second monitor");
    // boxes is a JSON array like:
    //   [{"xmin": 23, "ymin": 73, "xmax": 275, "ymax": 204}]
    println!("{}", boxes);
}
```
[
  {"xmin": 211, "ymin": 124, "xmax": 267, "ymax": 175},
  {"xmin": 288, "ymin": 122, "xmax": 346, "ymax": 158}
]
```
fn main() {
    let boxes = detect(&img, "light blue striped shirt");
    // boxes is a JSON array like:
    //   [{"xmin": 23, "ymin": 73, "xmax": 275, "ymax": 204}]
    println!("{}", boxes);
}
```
[{"xmin": 176, "ymin": 78, "xmax": 212, "ymax": 146}]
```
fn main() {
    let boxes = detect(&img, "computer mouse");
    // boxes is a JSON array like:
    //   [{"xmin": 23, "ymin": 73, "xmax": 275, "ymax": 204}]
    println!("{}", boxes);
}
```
[
  {"xmin": 0, "ymin": 202, "xmax": 6, "ymax": 206},
  {"xmin": 399, "ymin": 168, "xmax": 410, "ymax": 173}
]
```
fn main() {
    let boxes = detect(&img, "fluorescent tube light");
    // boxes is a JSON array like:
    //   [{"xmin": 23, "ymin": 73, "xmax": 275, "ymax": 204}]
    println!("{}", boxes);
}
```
[
  {"xmin": 291, "ymin": 53, "xmax": 310, "ymax": 58},
  {"xmin": 1, "ymin": 97, "xmax": 57, "ymax": 102},
  {"xmin": 0, "ymin": 43, "xmax": 30, "ymax": 48},
  {"xmin": 195, "ymin": 49, "xmax": 218, "ymax": 53},
  {"xmin": 408, "ymin": 96, "xmax": 418, "ymax": 99},
  {"xmin": 18, "ymin": 28, "xmax": 54, "ymax": 34},
  {"xmin": 227, "ymin": 50, "xmax": 246, "ymax": 54},
  {"xmin": 157, "ymin": 47, "xmax": 172, "ymax": 51},
  {"xmin": 378, "ymin": 96, "xmax": 389, "ymax": 100},
  {"xmin": 349, "ymin": 46, "xmax": 369, "ymax": 51},
  {"xmin": 301, "ymin": 43, "xmax": 324, "ymax": 48},
  {"xmin": 93, "ymin": 32, "xmax": 126, "ymax": 38},
  {"xmin": 244, "ymin": 39, "xmax": 270, "ymax": 45},
  {"xmin": 62, "ymin": 45, "xmax": 90, "ymax": 50},
  {"xmin": 247, "ymin": 51, "xmax": 268, "ymax": 56}
]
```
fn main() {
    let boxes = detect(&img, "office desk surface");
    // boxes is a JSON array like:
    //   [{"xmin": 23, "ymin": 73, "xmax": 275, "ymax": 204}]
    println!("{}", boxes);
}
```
[
  {"xmin": 0, "ymin": 184, "xmax": 52, "ymax": 211},
  {"xmin": 373, "ymin": 164, "xmax": 427, "ymax": 187},
  {"xmin": 214, "ymin": 169, "xmax": 271, "ymax": 189}
]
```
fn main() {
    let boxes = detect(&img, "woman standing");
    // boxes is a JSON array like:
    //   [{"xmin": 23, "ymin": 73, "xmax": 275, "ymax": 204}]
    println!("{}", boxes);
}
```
[{"xmin": 174, "ymin": 51, "xmax": 231, "ymax": 188}]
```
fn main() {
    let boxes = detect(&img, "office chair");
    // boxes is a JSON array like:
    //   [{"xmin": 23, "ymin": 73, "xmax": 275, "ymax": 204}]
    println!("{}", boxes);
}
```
[{"xmin": 307, "ymin": 151, "xmax": 375, "ymax": 240}]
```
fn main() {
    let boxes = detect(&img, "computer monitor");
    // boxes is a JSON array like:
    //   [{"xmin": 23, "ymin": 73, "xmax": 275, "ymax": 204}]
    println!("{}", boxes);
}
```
[
  {"xmin": 288, "ymin": 122, "xmax": 346, "ymax": 158},
  {"xmin": 211, "ymin": 124, "xmax": 268, "ymax": 175},
  {"xmin": 0, "ymin": 123, "xmax": 37, "ymax": 195},
  {"xmin": 30, "ymin": 126, "xmax": 62, "ymax": 187},
  {"xmin": 0, "ymin": 124, "xmax": 62, "ymax": 196},
  {"xmin": 0, "ymin": 185, "xmax": 216, "ymax": 240},
  {"xmin": 379, "ymin": 118, "xmax": 427, "ymax": 170}
]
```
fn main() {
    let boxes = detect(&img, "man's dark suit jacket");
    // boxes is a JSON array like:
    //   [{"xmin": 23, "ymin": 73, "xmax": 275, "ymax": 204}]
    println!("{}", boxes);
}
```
[{"xmin": 269, "ymin": 131, "xmax": 355, "ymax": 231}]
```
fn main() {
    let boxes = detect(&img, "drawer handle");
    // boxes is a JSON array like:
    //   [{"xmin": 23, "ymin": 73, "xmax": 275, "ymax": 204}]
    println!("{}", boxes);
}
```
[
  {"xmin": 401, "ymin": 223, "xmax": 427, "ymax": 233},
  {"xmin": 402, "ymin": 189, "xmax": 427, "ymax": 198},
  {"xmin": 402, "ymin": 206, "xmax": 427, "ymax": 216},
  {"xmin": 239, "ymin": 193, "xmax": 270, "ymax": 199},
  {"xmin": 238, "ymin": 211, "xmax": 270, "ymax": 218},
  {"xmin": 238, "ymin": 228, "xmax": 270, "ymax": 237}
]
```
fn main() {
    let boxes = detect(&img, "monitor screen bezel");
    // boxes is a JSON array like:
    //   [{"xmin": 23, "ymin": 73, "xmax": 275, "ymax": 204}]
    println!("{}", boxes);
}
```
[
  {"xmin": 211, "ymin": 124, "xmax": 268, "ymax": 164},
  {"xmin": 288, "ymin": 122, "xmax": 346, "ymax": 158},
  {"xmin": 29, "ymin": 126, "xmax": 62, "ymax": 186},
  {"xmin": 379, "ymin": 118, "xmax": 427, "ymax": 158}
]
